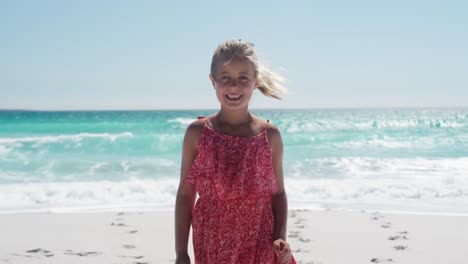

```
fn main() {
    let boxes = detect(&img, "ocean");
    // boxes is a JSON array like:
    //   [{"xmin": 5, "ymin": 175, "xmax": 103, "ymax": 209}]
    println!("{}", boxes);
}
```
[{"xmin": 0, "ymin": 108, "xmax": 467, "ymax": 215}]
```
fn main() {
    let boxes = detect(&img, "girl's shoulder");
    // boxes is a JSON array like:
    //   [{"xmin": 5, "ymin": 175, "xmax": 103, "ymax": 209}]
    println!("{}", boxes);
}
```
[
  {"xmin": 187, "ymin": 117, "xmax": 206, "ymax": 132},
  {"xmin": 250, "ymin": 114, "xmax": 280, "ymax": 133},
  {"xmin": 184, "ymin": 117, "xmax": 206, "ymax": 148},
  {"xmin": 249, "ymin": 115, "xmax": 282, "ymax": 147},
  {"xmin": 193, "ymin": 113, "xmax": 281, "ymax": 140}
]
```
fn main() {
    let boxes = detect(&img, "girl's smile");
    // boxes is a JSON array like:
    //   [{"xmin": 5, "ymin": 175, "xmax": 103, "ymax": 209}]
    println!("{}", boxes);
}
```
[{"xmin": 225, "ymin": 94, "xmax": 242, "ymax": 101}]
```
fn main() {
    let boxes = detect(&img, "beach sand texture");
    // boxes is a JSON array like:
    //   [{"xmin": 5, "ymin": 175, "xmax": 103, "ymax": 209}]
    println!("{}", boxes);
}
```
[{"xmin": 1, "ymin": 210, "xmax": 467, "ymax": 264}]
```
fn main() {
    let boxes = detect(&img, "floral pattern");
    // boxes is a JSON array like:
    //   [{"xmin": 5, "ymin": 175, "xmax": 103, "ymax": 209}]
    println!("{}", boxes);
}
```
[{"xmin": 184, "ymin": 118, "xmax": 296, "ymax": 264}]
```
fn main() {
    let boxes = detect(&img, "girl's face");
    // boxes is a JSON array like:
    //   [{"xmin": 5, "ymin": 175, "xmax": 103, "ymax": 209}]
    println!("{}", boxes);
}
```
[{"xmin": 210, "ymin": 56, "xmax": 258, "ymax": 111}]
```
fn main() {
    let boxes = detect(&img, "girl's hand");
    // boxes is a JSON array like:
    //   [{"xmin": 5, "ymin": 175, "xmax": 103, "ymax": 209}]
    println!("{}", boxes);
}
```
[
  {"xmin": 175, "ymin": 252, "xmax": 191, "ymax": 264},
  {"xmin": 273, "ymin": 238, "xmax": 292, "ymax": 264}
]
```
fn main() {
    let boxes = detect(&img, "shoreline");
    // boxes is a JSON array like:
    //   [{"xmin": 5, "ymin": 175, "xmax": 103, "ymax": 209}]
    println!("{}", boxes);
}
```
[
  {"xmin": 1, "ymin": 209, "xmax": 467, "ymax": 263},
  {"xmin": 2, "ymin": 206, "xmax": 468, "ymax": 217}
]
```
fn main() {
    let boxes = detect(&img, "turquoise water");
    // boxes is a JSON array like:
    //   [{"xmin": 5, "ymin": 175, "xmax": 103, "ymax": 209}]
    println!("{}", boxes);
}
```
[{"xmin": 1, "ymin": 108, "xmax": 467, "ymax": 214}]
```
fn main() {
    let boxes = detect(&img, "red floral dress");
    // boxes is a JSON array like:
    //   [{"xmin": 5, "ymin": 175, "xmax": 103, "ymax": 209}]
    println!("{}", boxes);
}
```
[{"xmin": 184, "ymin": 117, "xmax": 296, "ymax": 264}]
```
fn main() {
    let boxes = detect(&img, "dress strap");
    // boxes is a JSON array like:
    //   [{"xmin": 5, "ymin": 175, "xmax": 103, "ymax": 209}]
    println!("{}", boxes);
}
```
[
  {"xmin": 262, "ymin": 119, "xmax": 270, "ymax": 137},
  {"xmin": 197, "ymin": 116, "xmax": 210, "ymax": 132},
  {"xmin": 197, "ymin": 116, "xmax": 207, "ymax": 124}
]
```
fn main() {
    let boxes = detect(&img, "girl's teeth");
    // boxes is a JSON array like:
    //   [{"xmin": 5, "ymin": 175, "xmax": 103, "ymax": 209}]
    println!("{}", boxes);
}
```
[{"xmin": 226, "ymin": 95, "xmax": 241, "ymax": 100}]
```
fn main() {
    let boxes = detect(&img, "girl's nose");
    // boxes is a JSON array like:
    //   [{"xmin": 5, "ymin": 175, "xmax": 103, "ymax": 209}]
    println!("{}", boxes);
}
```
[{"xmin": 228, "ymin": 79, "xmax": 240, "ymax": 88}]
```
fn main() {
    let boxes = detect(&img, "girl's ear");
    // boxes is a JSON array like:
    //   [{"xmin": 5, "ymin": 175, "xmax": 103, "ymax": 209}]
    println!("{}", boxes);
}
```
[{"xmin": 209, "ymin": 74, "xmax": 215, "ymax": 88}]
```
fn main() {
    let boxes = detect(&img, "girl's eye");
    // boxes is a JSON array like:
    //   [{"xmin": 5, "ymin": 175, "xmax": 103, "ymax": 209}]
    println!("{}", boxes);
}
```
[{"xmin": 239, "ymin": 76, "xmax": 249, "ymax": 82}]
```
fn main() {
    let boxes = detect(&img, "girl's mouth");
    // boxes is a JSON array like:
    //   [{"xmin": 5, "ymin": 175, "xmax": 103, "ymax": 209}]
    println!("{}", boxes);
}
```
[{"xmin": 225, "ymin": 94, "xmax": 242, "ymax": 101}]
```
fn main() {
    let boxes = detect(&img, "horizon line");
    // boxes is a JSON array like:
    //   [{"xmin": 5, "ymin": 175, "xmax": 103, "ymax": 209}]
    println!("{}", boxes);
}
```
[{"xmin": 1, "ymin": 106, "xmax": 467, "ymax": 112}]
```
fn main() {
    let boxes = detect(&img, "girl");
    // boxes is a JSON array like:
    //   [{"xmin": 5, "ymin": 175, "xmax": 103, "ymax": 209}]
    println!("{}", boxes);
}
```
[{"xmin": 175, "ymin": 39, "xmax": 296, "ymax": 264}]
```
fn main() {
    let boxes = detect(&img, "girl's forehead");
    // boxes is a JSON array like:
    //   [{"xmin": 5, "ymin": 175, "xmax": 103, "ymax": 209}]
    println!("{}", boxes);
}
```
[{"xmin": 215, "ymin": 56, "xmax": 255, "ymax": 74}]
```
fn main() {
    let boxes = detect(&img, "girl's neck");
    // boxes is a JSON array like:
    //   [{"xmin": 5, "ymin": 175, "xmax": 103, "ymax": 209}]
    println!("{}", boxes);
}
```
[{"xmin": 216, "ymin": 109, "xmax": 252, "ymax": 127}]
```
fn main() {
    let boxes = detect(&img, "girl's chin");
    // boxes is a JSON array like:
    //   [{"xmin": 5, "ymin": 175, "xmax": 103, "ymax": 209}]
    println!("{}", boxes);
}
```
[{"xmin": 220, "ymin": 100, "xmax": 247, "ymax": 109}]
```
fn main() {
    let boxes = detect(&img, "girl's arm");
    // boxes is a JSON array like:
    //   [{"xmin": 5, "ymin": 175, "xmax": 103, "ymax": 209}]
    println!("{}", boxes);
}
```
[
  {"xmin": 269, "ymin": 125, "xmax": 288, "ymax": 241},
  {"xmin": 175, "ymin": 122, "xmax": 201, "ymax": 260},
  {"xmin": 269, "ymin": 125, "xmax": 294, "ymax": 264}
]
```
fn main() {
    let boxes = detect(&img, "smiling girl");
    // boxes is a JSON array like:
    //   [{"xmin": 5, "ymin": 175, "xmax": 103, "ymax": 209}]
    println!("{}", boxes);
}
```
[{"xmin": 175, "ymin": 39, "xmax": 296, "ymax": 264}]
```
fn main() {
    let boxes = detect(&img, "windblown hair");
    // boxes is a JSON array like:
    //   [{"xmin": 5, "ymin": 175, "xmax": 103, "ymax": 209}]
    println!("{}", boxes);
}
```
[{"xmin": 210, "ymin": 39, "xmax": 287, "ymax": 100}]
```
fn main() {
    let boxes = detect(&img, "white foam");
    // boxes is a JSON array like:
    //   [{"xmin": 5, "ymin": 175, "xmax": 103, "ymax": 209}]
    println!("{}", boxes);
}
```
[
  {"xmin": 167, "ymin": 117, "xmax": 196, "ymax": 126},
  {"xmin": 340, "ymin": 135, "xmax": 413, "ymax": 149},
  {"xmin": 0, "ymin": 145, "xmax": 11, "ymax": 155},
  {"xmin": 287, "ymin": 157, "xmax": 468, "ymax": 180},
  {"xmin": 87, "ymin": 162, "xmax": 108, "ymax": 175},
  {"xmin": 0, "ymin": 132, "xmax": 134, "ymax": 145},
  {"xmin": 282, "ymin": 118, "xmax": 465, "ymax": 132},
  {"xmin": 0, "ymin": 164, "xmax": 467, "ymax": 215},
  {"xmin": 121, "ymin": 160, "xmax": 131, "ymax": 172},
  {"xmin": 0, "ymin": 178, "xmax": 179, "ymax": 214}
]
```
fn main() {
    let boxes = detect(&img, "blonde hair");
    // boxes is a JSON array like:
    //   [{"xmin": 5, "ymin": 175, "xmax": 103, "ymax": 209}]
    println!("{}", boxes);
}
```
[{"xmin": 210, "ymin": 39, "xmax": 287, "ymax": 100}]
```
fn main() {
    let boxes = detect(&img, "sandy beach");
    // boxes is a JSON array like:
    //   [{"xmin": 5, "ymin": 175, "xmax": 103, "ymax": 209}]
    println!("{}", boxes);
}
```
[{"xmin": 0, "ymin": 209, "xmax": 467, "ymax": 264}]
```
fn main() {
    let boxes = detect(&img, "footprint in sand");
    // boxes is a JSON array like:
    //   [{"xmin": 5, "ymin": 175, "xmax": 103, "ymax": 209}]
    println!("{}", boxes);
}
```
[
  {"xmin": 294, "ymin": 217, "xmax": 306, "ymax": 224},
  {"xmin": 25, "ymin": 248, "xmax": 54, "ymax": 258},
  {"xmin": 388, "ymin": 235, "xmax": 408, "ymax": 240},
  {"xmin": 111, "ymin": 222, "xmax": 128, "ymax": 227},
  {"xmin": 370, "ymin": 257, "xmax": 393, "ymax": 263},
  {"xmin": 63, "ymin": 250, "xmax": 102, "ymax": 257},
  {"xmin": 391, "ymin": 231, "xmax": 409, "ymax": 252},
  {"xmin": 288, "ymin": 230, "xmax": 300, "ymax": 239},
  {"xmin": 123, "ymin": 244, "xmax": 136, "ymax": 249},
  {"xmin": 293, "ymin": 217, "xmax": 305, "ymax": 227},
  {"xmin": 119, "ymin": 255, "xmax": 145, "ymax": 259},
  {"xmin": 292, "ymin": 248, "xmax": 311, "ymax": 253},
  {"xmin": 371, "ymin": 213, "xmax": 385, "ymax": 221},
  {"xmin": 393, "ymin": 245, "xmax": 408, "ymax": 250},
  {"xmin": 380, "ymin": 222, "xmax": 392, "ymax": 228},
  {"xmin": 26, "ymin": 248, "xmax": 50, "ymax": 253}
]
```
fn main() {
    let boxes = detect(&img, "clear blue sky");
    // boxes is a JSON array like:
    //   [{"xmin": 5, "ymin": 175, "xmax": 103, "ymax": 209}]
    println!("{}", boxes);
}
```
[{"xmin": 1, "ymin": 0, "xmax": 467, "ymax": 110}]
